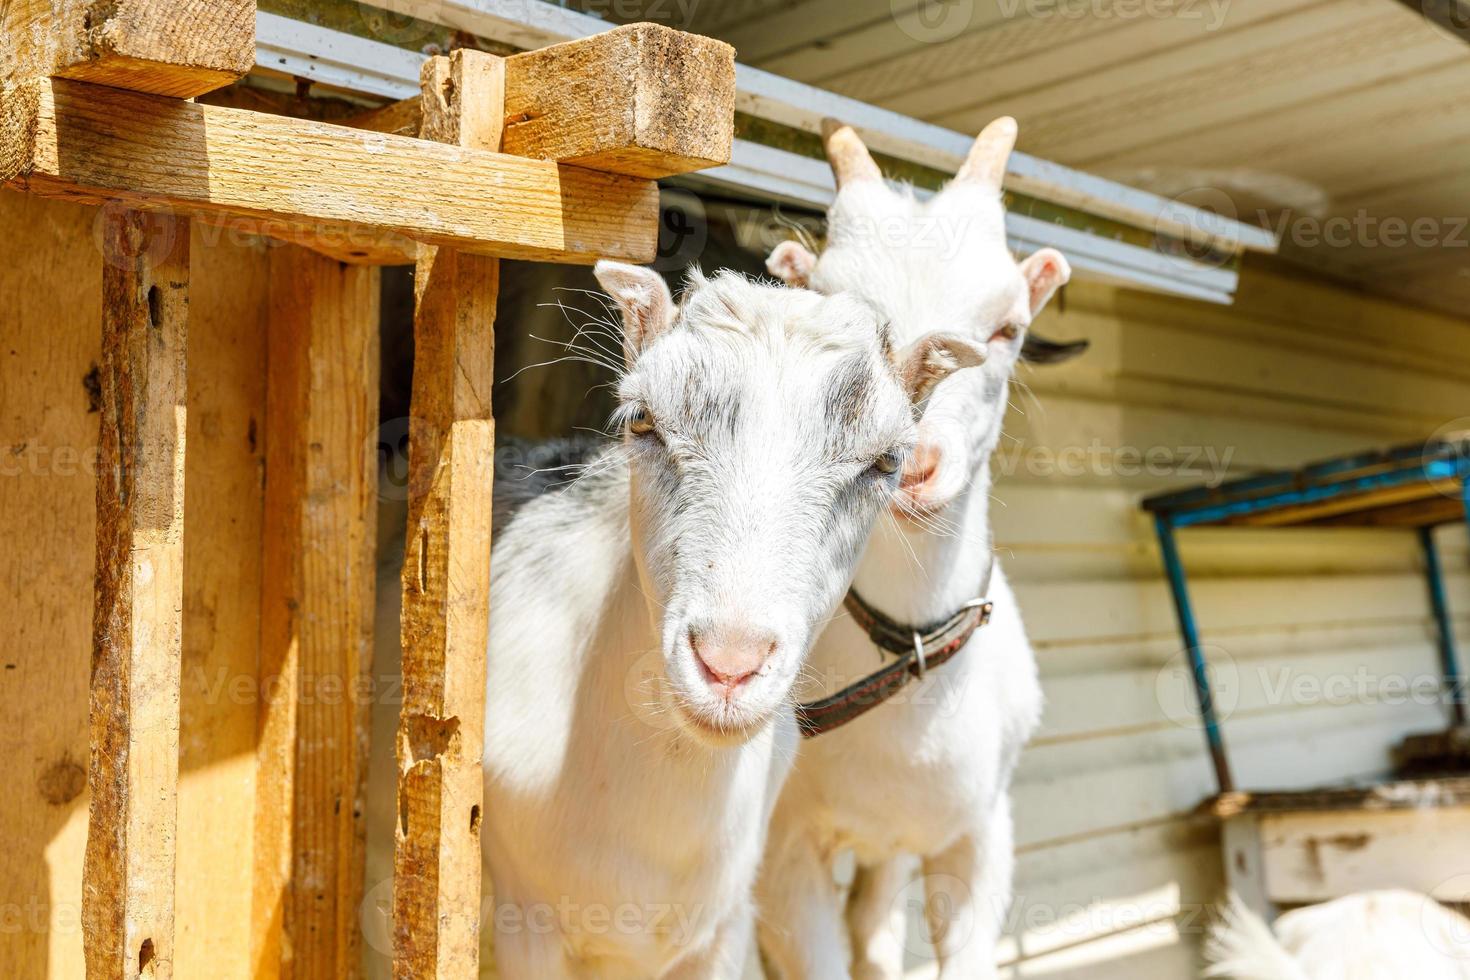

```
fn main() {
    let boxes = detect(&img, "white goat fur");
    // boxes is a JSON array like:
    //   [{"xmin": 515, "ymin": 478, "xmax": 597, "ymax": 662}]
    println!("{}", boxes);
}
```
[
  {"xmin": 758, "ymin": 120, "xmax": 1073, "ymax": 980},
  {"xmin": 1205, "ymin": 890, "xmax": 1470, "ymax": 979},
  {"xmin": 481, "ymin": 267, "xmax": 981, "ymax": 979}
]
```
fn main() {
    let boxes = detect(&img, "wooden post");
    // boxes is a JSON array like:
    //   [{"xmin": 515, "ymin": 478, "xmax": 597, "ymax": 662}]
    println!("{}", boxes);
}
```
[
  {"xmin": 253, "ymin": 247, "xmax": 381, "ymax": 980},
  {"xmin": 85, "ymin": 207, "xmax": 190, "ymax": 980},
  {"xmin": 393, "ymin": 50, "xmax": 502, "ymax": 980}
]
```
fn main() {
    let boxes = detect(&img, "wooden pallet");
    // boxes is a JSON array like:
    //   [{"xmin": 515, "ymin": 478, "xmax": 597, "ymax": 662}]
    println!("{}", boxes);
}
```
[{"xmin": 0, "ymin": 4, "xmax": 735, "ymax": 978}]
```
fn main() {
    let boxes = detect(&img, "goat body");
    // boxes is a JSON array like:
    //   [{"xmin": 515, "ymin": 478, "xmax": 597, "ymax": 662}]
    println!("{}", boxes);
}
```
[
  {"xmin": 479, "ymin": 267, "xmax": 983, "ymax": 978},
  {"xmin": 1206, "ymin": 891, "xmax": 1470, "ymax": 980},
  {"xmin": 484, "ymin": 452, "xmax": 790, "ymax": 978},
  {"xmin": 758, "ymin": 120, "xmax": 1075, "ymax": 980}
]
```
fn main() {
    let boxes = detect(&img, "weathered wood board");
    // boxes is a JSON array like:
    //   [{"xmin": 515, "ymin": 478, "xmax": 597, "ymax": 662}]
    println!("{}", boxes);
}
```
[
  {"xmin": 85, "ymin": 206, "xmax": 190, "ymax": 980},
  {"xmin": 349, "ymin": 23, "xmax": 735, "ymax": 180},
  {"xmin": 2, "ymin": 0, "xmax": 255, "ymax": 99},
  {"xmin": 253, "ymin": 245, "xmax": 380, "ymax": 979},
  {"xmin": 0, "ymin": 191, "xmax": 273, "ymax": 980},
  {"xmin": 2, "ymin": 77, "xmax": 660, "ymax": 264},
  {"xmin": 394, "ymin": 50, "xmax": 500, "ymax": 980}
]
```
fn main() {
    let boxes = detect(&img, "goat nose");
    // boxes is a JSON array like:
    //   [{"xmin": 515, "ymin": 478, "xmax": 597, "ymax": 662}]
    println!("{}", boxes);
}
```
[
  {"xmin": 902, "ymin": 440, "xmax": 942, "ymax": 491},
  {"xmin": 689, "ymin": 627, "xmax": 777, "ymax": 693}
]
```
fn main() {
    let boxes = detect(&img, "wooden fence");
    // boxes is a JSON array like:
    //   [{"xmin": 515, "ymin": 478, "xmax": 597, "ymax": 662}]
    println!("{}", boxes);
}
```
[{"xmin": 0, "ymin": 4, "xmax": 735, "ymax": 977}]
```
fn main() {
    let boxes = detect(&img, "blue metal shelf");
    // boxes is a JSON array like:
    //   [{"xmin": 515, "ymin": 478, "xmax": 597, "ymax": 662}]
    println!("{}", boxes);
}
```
[{"xmin": 1141, "ymin": 438, "xmax": 1470, "ymax": 794}]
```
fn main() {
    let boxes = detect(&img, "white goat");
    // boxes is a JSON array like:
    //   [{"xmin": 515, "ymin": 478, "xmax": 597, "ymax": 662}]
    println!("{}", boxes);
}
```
[
  {"xmin": 1206, "ymin": 891, "xmax": 1470, "ymax": 979},
  {"xmin": 757, "ymin": 118, "xmax": 1077, "ymax": 980},
  {"xmin": 481, "ymin": 263, "xmax": 985, "ymax": 979}
]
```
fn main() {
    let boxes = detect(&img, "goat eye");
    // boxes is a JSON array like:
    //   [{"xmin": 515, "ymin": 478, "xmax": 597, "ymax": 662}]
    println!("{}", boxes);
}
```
[
  {"xmin": 993, "ymin": 323, "xmax": 1020, "ymax": 341},
  {"xmin": 627, "ymin": 405, "xmax": 656, "ymax": 436},
  {"xmin": 873, "ymin": 448, "xmax": 905, "ymax": 475}
]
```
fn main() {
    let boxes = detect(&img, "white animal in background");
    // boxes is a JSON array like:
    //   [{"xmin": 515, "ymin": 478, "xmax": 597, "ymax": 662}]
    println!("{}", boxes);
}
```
[
  {"xmin": 481, "ymin": 262, "xmax": 986, "ymax": 979},
  {"xmin": 1205, "ymin": 890, "xmax": 1470, "ymax": 979},
  {"xmin": 757, "ymin": 118, "xmax": 1080, "ymax": 980}
]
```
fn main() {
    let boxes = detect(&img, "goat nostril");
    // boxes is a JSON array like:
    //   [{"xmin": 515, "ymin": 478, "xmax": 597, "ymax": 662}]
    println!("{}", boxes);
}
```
[{"xmin": 690, "ymin": 630, "xmax": 773, "ymax": 693}]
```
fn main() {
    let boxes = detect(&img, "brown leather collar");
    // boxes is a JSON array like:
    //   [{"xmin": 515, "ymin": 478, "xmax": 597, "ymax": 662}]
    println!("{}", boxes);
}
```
[{"xmin": 796, "ymin": 561, "xmax": 995, "ymax": 739}]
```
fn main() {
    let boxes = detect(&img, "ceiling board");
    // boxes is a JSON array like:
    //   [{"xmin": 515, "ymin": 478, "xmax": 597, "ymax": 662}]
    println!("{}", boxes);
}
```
[
  {"xmin": 939, "ymin": 5, "xmax": 1432, "ymax": 159},
  {"xmin": 667, "ymin": 0, "xmax": 1470, "ymax": 316},
  {"xmin": 809, "ymin": 0, "xmax": 1325, "ymax": 118}
]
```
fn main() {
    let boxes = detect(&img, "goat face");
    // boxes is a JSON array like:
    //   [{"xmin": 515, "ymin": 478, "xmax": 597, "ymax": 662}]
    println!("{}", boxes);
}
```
[
  {"xmin": 768, "ymin": 118, "xmax": 1077, "ymax": 516},
  {"xmin": 595, "ymin": 263, "xmax": 982, "ymax": 746}
]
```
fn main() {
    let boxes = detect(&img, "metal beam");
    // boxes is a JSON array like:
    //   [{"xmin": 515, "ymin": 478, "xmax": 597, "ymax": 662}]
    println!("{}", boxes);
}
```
[
  {"xmin": 299, "ymin": 1, "xmax": 1279, "ymax": 256},
  {"xmin": 1154, "ymin": 516, "xmax": 1236, "ymax": 795},
  {"xmin": 254, "ymin": 14, "xmax": 1246, "ymax": 303},
  {"xmin": 1419, "ymin": 525, "xmax": 1467, "ymax": 727}
]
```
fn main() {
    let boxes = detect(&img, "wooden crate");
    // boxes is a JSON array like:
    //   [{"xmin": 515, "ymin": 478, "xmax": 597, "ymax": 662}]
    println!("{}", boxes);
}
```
[{"xmin": 1214, "ymin": 778, "xmax": 1470, "ymax": 919}]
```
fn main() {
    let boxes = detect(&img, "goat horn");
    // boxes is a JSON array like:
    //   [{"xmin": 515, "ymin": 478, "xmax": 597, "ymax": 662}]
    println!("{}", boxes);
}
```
[
  {"xmin": 821, "ymin": 117, "xmax": 882, "ymax": 189},
  {"xmin": 955, "ymin": 116, "xmax": 1018, "ymax": 190}
]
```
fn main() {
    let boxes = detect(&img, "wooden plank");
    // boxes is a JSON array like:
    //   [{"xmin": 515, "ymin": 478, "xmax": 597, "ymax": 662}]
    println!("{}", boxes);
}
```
[
  {"xmin": 0, "ymin": 190, "xmax": 104, "ymax": 980},
  {"xmin": 1221, "ymin": 815, "xmax": 1277, "ymax": 921},
  {"xmin": 194, "ymin": 213, "xmax": 419, "ymax": 267},
  {"xmin": 3, "ymin": 76, "xmax": 660, "ymax": 265},
  {"xmin": 1259, "ymin": 807, "xmax": 1470, "ymax": 903},
  {"xmin": 419, "ymin": 52, "xmax": 504, "ymax": 152},
  {"xmin": 0, "ymin": 78, "xmax": 38, "ymax": 186},
  {"xmin": 351, "ymin": 25, "xmax": 735, "ymax": 180},
  {"xmin": 3, "ymin": 0, "xmax": 254, "ymax": 99},
  {"xmin": 84, "ymin": 208, "xmax": 190, "ymax": 980},
  {"xmin": 503, "ymin": 24, "xmax": 734, "ymax": 177},
  {"xmin": 253, "ymin": 246, "xmax": 380, "ymax": 979},
  {"xmin": 174, "ymin": 227, "xmax": 271, "ymax": 980},
  {"xmin": 393, "ymin": 49, "xmax": 500, "ymax": 980}
]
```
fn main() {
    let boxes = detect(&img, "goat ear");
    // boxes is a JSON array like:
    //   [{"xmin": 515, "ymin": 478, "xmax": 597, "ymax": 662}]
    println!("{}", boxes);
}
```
[
  {"xmin": 767, "ymin": 240, "xmax": 817, "ymax": 287},
  {"xmin": 594, "ymin": 260, "xmax": 676, "ymax": 365},
  {"xmin": 1018, "ymin": 247, "xmax": 1071, "ymax": 316},
  {"xmin": 897, "ymin": 332, "xmax": 987, "ymax": 405}
]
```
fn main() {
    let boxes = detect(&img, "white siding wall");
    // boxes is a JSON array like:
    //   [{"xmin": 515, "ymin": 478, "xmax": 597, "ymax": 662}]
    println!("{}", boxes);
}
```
[{"xmin": 972, "ymin": 261, "xmax": 1470, "ymax": 978}]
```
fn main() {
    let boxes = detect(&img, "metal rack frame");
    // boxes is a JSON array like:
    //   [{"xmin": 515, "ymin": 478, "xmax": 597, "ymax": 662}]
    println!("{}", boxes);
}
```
[{"xmin": 1142, "ymin": 439, "xmax": 1470, "ymax": 794}]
